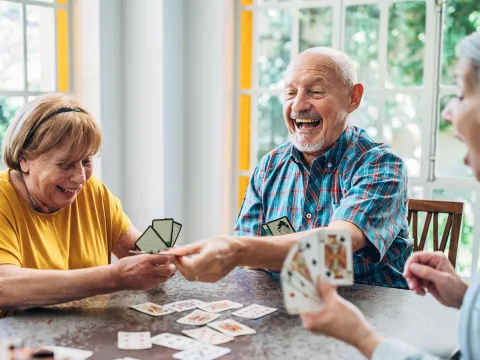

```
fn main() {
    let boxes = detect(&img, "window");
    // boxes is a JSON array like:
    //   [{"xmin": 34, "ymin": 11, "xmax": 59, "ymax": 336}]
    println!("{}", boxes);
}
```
[
  {"xmin": 0, "ymin": 0, "xmax": 71, "ymax": 157},
  {"xmin": 236, "ymin": 0, "xmax": 480, "ymax": 277}
]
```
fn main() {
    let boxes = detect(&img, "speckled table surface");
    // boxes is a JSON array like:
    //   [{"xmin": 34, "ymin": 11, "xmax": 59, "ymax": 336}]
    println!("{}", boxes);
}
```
[{"xmin": 0, "ymin": 269, "xmax": 458, "ymax": 360}]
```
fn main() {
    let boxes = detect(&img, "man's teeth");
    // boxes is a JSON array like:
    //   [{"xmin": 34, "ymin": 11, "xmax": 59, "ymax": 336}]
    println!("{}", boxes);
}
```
[{"xmin": 295, "ymin": 119, "xmax": 319, "ymax": 123}]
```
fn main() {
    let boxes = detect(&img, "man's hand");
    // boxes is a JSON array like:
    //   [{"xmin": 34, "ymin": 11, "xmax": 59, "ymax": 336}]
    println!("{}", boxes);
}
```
[
  {"xmin": 300, "ymin": 277, "xmax": 383, "ymax": 360},
  {"xmin": 403, "ymin": 251, "xmax": 468, "ymax": 309},
  {"xmin": 167, "ymin": 236, "xmax": 241, "ymax": 282},
  {"xmin": 111, "ymin": 254, "xmax": 176, "ymax": 290}
]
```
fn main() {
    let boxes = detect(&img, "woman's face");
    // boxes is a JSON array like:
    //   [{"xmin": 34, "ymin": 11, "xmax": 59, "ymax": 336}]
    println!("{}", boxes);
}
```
[
  {"xmin": 442, "ymin": 58, "xmax": 480, "ymax": 180},
  {"xmin": 20, "ymin": 138, "xmax": 94, "ymax": 212}
]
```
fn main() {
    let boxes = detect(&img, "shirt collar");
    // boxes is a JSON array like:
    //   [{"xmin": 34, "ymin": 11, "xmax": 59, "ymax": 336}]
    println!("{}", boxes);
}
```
[{"xmin": 288, "ymin": 125, "xmax": 354, "ymax": 169}]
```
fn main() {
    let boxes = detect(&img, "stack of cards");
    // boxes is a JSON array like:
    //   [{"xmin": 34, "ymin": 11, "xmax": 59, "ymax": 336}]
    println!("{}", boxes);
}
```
[
  {"xmin": 281, "ymin": 229, "xmax": 354, "ymax": 314},
  {"xmin": 135, "ymin": 218, "xmax": 182, "ymax": 253},
  {"xmin": 262, "ymin": 216, "xmax": 296, "ymax": 236}
]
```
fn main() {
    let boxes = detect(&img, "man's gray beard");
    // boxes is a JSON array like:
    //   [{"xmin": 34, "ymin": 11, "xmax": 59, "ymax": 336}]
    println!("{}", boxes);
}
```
[{"xmin": 291, "ymin": 133, "xmax": 325, "ymax": 154}]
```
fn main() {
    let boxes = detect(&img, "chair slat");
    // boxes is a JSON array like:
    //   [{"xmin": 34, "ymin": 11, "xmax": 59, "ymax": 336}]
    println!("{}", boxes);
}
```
[
  {"xmin": 440, "ymin": 214, "xmax": 453, "ymax": 251},
  {"xmin": 449, "ymin": 214, "xmax": 462, "ymax": 268},
  {"xmin": 433, "ymin": 213, "xmax": 439, "ymax": 251},
  {"xmin": 413, "ymin": 211, "xmax": 418, "ymax": 251},
  {"xmin": 419, "ymin": 212, "xmax": 432, "ymax": 251}
]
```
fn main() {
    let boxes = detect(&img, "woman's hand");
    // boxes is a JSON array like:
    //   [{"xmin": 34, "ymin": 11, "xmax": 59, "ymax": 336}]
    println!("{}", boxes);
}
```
[{"xmin": 300, "ymin": 276, "xmax": 383, "ymax": 359}]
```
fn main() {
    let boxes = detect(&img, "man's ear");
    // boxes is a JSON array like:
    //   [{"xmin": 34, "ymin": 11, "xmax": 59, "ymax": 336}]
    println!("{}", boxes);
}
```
[{"xmin": 348, "ymin": 83, "xmax": 364, "ymax": 114}]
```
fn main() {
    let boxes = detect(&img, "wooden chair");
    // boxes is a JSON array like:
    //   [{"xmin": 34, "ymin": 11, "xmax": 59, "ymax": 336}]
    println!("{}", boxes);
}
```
[{"xmin": 407, "ymin": 199, "xmax": 464, "ymax": 268}]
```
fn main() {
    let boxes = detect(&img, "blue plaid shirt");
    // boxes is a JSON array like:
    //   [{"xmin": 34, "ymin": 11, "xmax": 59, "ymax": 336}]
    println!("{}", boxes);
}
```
[{"xmin": 234, "ymin": 125, "xmax": 413, "ymax": 288}]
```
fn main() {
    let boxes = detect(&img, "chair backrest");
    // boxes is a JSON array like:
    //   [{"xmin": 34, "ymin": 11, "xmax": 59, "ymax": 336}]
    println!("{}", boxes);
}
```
[{"xmin": 407, "ymin": 199, "xmax": 464, "ymax": 268}]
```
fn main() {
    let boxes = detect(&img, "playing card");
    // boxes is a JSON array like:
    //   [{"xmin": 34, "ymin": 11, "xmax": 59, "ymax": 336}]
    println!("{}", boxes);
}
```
[
  {"xmin": 320, "ymin": 230, "xmax": 354, "ymax": 285},
  {"xmin": 164, "ymin": 299, "xmax": 205, "ymax": 312},
  {"xmin": 231, "ymin": 304, "xmax": 277, "ymax": 319},
  {"xmin": 177, "ymin": 310, "xmax": 221, "ymax": 325},
  {"xmin": 197, "ymin": 300, "xmax": 243, "ymax": 313},
  {"xmin": 207, "ymin": 319, "xmax": 256, "ymax": 336},
  {"xmin": 172, "ymin": 345, "xmax": 231, "ymax": 360},
  {"xmin": 181, "ymin": 327, "xmax": 234, "ymax": 345},
  {"xmin": 134, "ymin": 226, "xmax": 169, "ymax": 253},
  {"xmin": 281, "ymin": 280, "xmax": 324, "ymax": 315},
  {"xmin": 265, "ymin": 216, "xmax": 295, "ymax": 236},
  {"xmin": 129, "ymin": 302, "xmax": 176, "ymax": 316},
  {"xmin": 172, "ymin": 221, "xmax": 182, "ymax": 246},
  {"xmin": 113, "ymin": 358, "xmax": 140, "ymax": 360},
  {"xmin": 151, "ymin": 333, "xmax": 202, "ymax": 350},
  {"xmin": 281, "ymin": 243, "xmax": 317, "ymax": 299},
  {"xmin": 117, "ymin": 332, "xmax": 152, "ymax": 350},
  {"xmin": 152, "ymin": 218, "xmax": 174, "ymax": 247},
  {"xmin": 41, "ymin": 346, "xmax": 93, "ymax": 360},
  {"xmin": 298, "ymin": 232, "xmax": 324, "ymax": 279},
  {"xmin": 262, "ymin": 224, "xmax": 273, "ymax": 236}
]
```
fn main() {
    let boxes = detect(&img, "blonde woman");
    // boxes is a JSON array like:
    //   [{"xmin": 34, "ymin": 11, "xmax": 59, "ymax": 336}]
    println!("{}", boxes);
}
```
[{"xmin": 0, "ymin": 94, "xmax": 175, "ymax": 311}]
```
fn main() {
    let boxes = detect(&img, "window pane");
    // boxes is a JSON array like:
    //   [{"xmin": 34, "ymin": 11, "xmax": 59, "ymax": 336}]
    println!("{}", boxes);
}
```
[
  {"xmin": 349, "ymin": 96, "xmax": 379, "ymax": 141},
  {"xmin": 344, "ymin": 5, "xmax": 380, "ymax": 88},
  {"xmin": 257, "ymin": 93, "xmax": 288, "ymax": 161},
  {"xmin": 385, "ymin": 94, "xmax": 423, "ymax": 177},
  {"xmin": 387, "ymin": 2, "xmax": 426, "ymax": 87},
  {"xmin": 0, "ymin": 97, "xmax": 24, "ymax": 161},
  {"xmin": 441, "ymin": 0, "xmax": 479, "ymax": 85},
  {"xmin": 299, "ymin": 8, "xmax": 333, "ymax": 53},
  {"xmin": 436, "ymin": 95, "xmax": 473, "ymax": 179},
  {"xmin": 0, "ymin": 1, "xmax": 24, "ymax": 91},
  {"xmin": 26, "ymin": 5, "xmax": 55, "ymax": 92},
  {"xmin": 432, "ymin": 189, "xmax": 475, "ymax": 277},
  {"xmin": 258, "ymin": 9, "xmax": 291, "ymax": 89}
]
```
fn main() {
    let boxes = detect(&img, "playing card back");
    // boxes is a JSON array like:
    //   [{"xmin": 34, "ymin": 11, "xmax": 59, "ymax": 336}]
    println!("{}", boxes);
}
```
[
  {"xmin": 152, "ymin": 219, "xmax": 174, "ymax": 247},
  {"xmin": 134, "ymin": 226, "xmax": 168, "ymax": 253}
]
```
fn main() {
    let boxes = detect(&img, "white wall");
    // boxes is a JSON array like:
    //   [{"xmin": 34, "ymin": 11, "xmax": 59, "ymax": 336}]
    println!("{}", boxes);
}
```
[{"xmin": 73, "ymin": 0, "xmax": 236, "ymax": 243}]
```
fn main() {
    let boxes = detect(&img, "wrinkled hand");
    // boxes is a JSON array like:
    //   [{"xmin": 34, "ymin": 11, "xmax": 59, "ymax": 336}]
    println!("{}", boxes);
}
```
[
  {"xmin": 403, "ymin": 251, "xmax": 468, "ymax": 309},
  {"xmin": 300, "ymin": 277, "xmax": 382, "ymax": 359},
  {"xmin": 112, "ymin": 254, "xmax": 176, "ymax": 291},
  {"xmin": 167, "ymin": 236, "xmax": 241, "ymax": 282}
]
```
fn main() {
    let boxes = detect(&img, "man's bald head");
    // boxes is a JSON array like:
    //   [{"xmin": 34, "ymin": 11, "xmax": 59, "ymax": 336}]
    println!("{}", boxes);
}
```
[{"xmin": 285, "ymin": 47, "xmax": 358, "ymax": 88}]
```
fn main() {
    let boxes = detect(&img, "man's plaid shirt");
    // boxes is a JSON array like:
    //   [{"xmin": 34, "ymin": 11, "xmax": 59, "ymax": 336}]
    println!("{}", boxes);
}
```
[{"xmin": 234, "ymin": 125, "xmax": 413, "ymax": 288}]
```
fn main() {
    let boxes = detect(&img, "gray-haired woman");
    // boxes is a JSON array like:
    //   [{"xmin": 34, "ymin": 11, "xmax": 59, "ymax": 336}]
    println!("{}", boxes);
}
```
[{"xmin": 300, "ymin": 31, "xmax": 480, "ymax": 360}]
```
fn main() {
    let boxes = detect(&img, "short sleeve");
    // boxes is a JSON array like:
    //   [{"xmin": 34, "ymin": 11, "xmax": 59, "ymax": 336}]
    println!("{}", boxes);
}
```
[
  {"xmin": 0, "ymin": 190, "xmax": 22, "ymax": 266},
  {"xmin": 234, "ymin": 165, "xmax": 265, "ymax": 236},
  {"xmin": 331, "ymin": 150, "xmax": 408, "ymax": 263},
  {"xmin": 97, "ymin": 180, "xmax": 131, "ymax": 248}
]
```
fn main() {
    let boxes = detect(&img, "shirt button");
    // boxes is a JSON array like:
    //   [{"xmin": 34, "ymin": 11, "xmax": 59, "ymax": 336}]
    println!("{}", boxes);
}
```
[
  {"xmin": 306, "ymin": 213, "xmax": 312, "ymax": 219},
  {"xmin": 327, "ymin": 162, "xmax": 332, "ymax": 168}
]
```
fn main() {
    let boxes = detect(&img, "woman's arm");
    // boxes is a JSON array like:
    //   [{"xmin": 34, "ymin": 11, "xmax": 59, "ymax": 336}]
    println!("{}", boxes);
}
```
[{"xmin": 0, "ymin": 253, "xmax": 175, "ymax": 309}]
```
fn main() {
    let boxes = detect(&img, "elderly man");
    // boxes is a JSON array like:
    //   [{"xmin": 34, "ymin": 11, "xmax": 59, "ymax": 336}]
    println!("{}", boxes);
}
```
[{"xmin": 170, "ymin": 47, "xmax": 412, "ymax": 288}]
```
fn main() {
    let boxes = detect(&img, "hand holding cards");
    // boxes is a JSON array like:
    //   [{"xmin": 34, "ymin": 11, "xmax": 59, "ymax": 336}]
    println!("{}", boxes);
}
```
[
  {"xmin": 134, "ymin": 218, "xmax": 182, "ymax": 254},
  {"xmin": 281, "ymin": 229, "xmax": 354, "ymax": 314}
]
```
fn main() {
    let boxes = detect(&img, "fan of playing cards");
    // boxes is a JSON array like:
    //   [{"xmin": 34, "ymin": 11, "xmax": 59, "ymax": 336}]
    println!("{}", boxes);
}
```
[
  {"xmin": 134, "ymin": 218, "xmax": 182, "ymax": 253},
  {"xmin": 281, "ymin": 229, "xmax": 354, "ymax": 314}
]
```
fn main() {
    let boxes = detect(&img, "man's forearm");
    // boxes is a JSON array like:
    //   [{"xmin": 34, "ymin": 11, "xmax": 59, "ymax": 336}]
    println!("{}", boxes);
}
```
[
  {"xmin": 0, "ymin": 265, "xmax": 119, "ymax": 309},
  {"xmin": 234, "ymin": 221, "xmax": 366, "ymax": 271}
]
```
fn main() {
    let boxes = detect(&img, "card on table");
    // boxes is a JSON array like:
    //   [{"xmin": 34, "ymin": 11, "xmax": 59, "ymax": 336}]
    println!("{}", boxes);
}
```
[
  {"xmin": 117, "ymin": 332, "xmax": 152, "ymax": 350},
  {"xmin": 172, "ymin": 345, "xmax": 231, "ymax": 360},
  {"xmin": 264, "ymin": 216, "xmax": 296, "ymax": 236},
  {"xmin": 113, "ymin": 358, "xmax": 141, "ymax": 360},
  {"xmin": 129, "ymin": 302, "xmax": 176, "ymax": 316},
  {"xmin": 164, "ymin": 299, "xmax": 205, "ymax": 312},
  {"xmin": 207, "ymin": 319, "xmax": 256, "ymax": 337},
  {"xmin": 151, "ymin": 333, "xmax": 202, "ymax": 351},
  {"xmin": 177, "ymin": 310, "xmax": 221, "ymax": 325},
  {"xmin": 41, "ymin": 346, "xmax": 93, "ymax": 360},
  {"xmin": 134, "ymin": 226, "xmax": 169, "ymax": 254},
  {"xmin": 152, "ymin": 218, "xmax": 174, "ymax": 247},
  {"xmin": 181, "ymin": 327, "xmax": 234, "ymax": 345},
  {"xmin": 231, "ymin": 304, "xmax": 277, "ymax": 319},
  {"xmin": 197, "ymin": 300, "xmax": 243, "ymax": 313}
]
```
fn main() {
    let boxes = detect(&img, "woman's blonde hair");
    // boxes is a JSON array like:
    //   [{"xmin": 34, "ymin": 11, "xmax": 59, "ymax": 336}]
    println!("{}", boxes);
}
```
[{"xmin": 2, "ymin": 94, "xmax": 102, "ymax": 170}]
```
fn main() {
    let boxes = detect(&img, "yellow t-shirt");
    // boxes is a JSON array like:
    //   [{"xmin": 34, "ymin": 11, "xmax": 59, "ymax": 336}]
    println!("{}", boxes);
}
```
[{"xmin": 0, "ymin": 170, "xmax": 131, "ymax": 269}]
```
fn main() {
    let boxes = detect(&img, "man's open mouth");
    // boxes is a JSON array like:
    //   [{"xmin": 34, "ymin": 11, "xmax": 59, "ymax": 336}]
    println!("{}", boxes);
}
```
[{"xmin": 294, "ymin": 118, "xmax": 322, "ymax": 129}]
